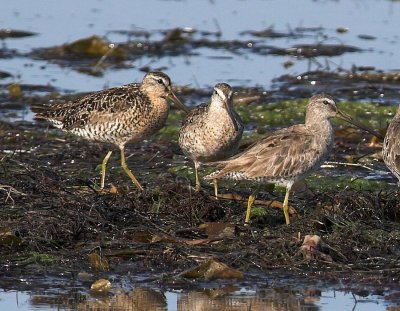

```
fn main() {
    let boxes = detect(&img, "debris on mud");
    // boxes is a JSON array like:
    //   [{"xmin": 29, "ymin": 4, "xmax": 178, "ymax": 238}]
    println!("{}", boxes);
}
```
[
  {"xmin": 0, "ymin": 71, "xmax": 12, "ymax": 79},
  {"xmin": 35, "ymin": 35, "xmax": 126, "ymax": 61},
  {"xmin": 273, "ymin": 69, "xmax": 400, "ymax": 103},
  {"xmin": 180, "ymin": 259, "xmax": 244, "ymax": 280},
  {"xmin": 0, "ymin": 111, "xmax": 399, "ymax": 292},
  {"xmin": 270, "ymin": 44, "xmax": 362, "ymax": 58},
  {"xmin": 1, "ymin": 23, "xmax": 400, "ymax": 301},
  {"xmin": 29, "ymin": 28, "xmax": 365, "ymax": 77},
  {"xmin": 240, "ymin": 26, "xmax": 301, "ymax": 39},
  {"xmin": 0, "ymin": 28, "xmax": 37, "ymax": 40},
  {"xmin": 31, "ymin": 35, "xmax": 128, "ymax": 76}
]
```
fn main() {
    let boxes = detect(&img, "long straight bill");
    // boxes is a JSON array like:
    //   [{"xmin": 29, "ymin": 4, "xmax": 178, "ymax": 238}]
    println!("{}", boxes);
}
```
[
  {"xmin": 337, "ymin": 109, "xmax": 383, "ymax": 139},
  {"xmin": 168, "ymin": 89, "xmax": 190, "ymax": 114},
  {"xmin": 224, "ymin": 100, "xmax": 239, "ymax": 131}
]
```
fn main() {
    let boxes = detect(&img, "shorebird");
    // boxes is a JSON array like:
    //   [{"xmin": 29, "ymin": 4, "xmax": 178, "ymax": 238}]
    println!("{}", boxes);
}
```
[
  {"xmin": 35, "ymin": 71, "xmax": 189, "ymax": 191},
  {"xmin": 178, "ymin": 83, "xmax": 243, "ymax": 196},
  {"xmin": 205, "ymin": 94, "xmax": 379, "ymax": 225},
  {"xmin": 383, "ymin": 106, "xmax": 400, "ymax": 184}
]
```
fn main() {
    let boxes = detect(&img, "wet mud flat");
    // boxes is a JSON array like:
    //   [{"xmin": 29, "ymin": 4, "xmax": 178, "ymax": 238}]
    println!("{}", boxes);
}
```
[
  {"xmin": 2, "ymin": 26, "xmax": 400, "ymax": 307},
  {"xmin": 1, "ymin": 106, "xmax": 400, "ymax": 305}
]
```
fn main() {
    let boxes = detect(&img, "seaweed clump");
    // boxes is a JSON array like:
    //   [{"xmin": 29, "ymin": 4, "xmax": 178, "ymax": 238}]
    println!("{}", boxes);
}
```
[{"xmin": 0, "ymin": 120, "xmax": 399, "ymax": 290}]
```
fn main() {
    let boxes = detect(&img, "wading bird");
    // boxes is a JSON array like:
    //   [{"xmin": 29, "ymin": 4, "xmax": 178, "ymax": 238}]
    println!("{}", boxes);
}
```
[
  {"xmin": 205, "ymin": 94, "xmax": 379, "ymax": 224},
  {"xmin": 179, "ymin": 83, "xmax": 243, "ymax": 197},
  {"xmin": 35, "ymin": 71, "xmax": 189, "ymax": 190}
]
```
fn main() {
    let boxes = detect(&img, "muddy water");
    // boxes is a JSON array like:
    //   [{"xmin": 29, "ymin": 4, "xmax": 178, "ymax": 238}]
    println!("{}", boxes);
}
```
[{"xmin": 2, "ymin": 1, "xmax": 400, "ymax": 310}]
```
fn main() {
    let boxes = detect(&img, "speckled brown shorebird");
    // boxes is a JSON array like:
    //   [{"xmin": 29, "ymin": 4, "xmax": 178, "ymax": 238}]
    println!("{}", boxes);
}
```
[
  {"xmin": 35, "ymin": 71, "xmax": 189, "ymax": 190},
  {"xmin": 205, "ymin": 94, "xmax": 379, "ymax": 225},
  {"xmin": 178, "ymin": 83, "xmax": 243, "ymax": 196},
  {"xmin": 383, "ymin": 106, "xmax": 400, "ymax": 184}
]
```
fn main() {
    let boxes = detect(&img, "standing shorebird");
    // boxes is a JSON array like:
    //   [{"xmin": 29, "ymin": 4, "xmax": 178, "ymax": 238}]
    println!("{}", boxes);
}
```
[
  {"xmin": 205, "ymin": 94, "xmax": 379, "ymax": 225},
  {"xmin": 178, "ymin": 83, "xmax": 243, "ymax": 196},
  {"xmin": 383, "ymin": 105, "xmax": 400, "ymax": 184},
  {"xmin": 35, "ymin": 71, "xmax": 189, "ymax": 191}
]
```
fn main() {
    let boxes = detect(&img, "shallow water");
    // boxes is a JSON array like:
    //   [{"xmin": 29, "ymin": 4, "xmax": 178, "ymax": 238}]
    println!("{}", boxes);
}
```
[
  {"xmin": 0, "ymin": 287, "xmax": 392, "ymax": 311},
  {"xmin": 1, "ymin": 0, "xmax": 400, "ymax": 93}
]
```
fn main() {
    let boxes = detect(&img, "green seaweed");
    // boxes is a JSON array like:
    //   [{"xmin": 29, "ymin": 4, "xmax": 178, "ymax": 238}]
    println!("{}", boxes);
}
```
[
  {"xmin": 306, "ymin": 174, "xmax": 391, "ymax": 192},
  {"xmin": 30, "ymin": 252, "xmax": 57, "ymax": 264},
  {"xmin": 236, "ymin": 99, "xmax": 307, "ymax": 127},
  {"xmin": 159, "ymin": 99, "xmax": 395, "ymax": 144},
  {"xmin": 154, "ymin": 99, "xmax": 394, "ymax": 182},
  {"xmin": 235, "ymin": 99, "xmax": 395, "ymax": 129},
  {"xmin": 153, "ymin": 110, "xmax": 185, "ymax": 141},
  {"xmin": 338, "ymin": 101, "xmax": 396, "ymax": 130},
  {"xmin": 248, "ymin": 207, "xmax": 269, "ymax": 219}
]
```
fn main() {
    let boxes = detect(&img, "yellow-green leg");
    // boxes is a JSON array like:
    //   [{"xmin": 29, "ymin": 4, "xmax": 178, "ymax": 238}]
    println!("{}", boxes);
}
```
[
  {"xmin": 100, "ymin": 150, "xmax": 113, "ymax": 189},
  {"xmin": 245, "ymin": 186, "xmax": 260, "ymax": 225},
  {"xmin": 283, "ymin": 186, "xmax": 291, "ymax": 225},
  {"xmin": 213, "ymin": 179, "xmax": 219, "ymax": 199},
  {"xmin": 120, "ymin": 146, "xmax": 144, "ymax": 191},
  {"xmin": 194, "ymin": 162, "xmax": 200, "ymax": 192}
]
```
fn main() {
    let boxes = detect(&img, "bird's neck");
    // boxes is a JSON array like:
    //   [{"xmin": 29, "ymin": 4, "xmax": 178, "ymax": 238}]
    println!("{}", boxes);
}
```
[
  {"xmin": 208, "ymin": 102, "xmax": 225, "ymax": 113},
  {"xmin": 306, "ymin": 116, "xmax": 334, "ymax": 145},
  {"xmin": 143, "ymin": 89, "xmax": 169, "ymax": 115},
  {"xmin": 208, "ymin": 104, "xmax": 236, "ymax": 126}
]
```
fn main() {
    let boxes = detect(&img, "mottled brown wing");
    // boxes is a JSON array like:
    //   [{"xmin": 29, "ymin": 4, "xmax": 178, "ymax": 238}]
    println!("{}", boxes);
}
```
[
  {"xmin": 214, "ymin": 126, "xmax": 323, "ymax": 179},
  {"xmin": 383, "ymin": 119, "xmax": 400, "ymax": 180},
  {"xmin": 37, "ymin": 83, "xmax": 147, "ymax": 130}
]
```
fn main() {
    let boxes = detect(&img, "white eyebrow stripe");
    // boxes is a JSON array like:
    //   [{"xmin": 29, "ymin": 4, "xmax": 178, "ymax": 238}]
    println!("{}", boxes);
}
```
[{"xmin": 215, "ymin": 88, "xmax": 226, "ymax": 101}]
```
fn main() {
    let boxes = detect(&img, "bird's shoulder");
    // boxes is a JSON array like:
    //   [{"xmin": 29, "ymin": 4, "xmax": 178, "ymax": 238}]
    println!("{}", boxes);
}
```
[
  {"xmin": 77, "ymin": 82, "xmax": 145, "ymax": 112},
  {"xmin": 181, "ymin": 103, "xmax": 208, "ymax": 125},
  {"xmin": 219, "ymin": 125, "xmax": 320, "ymax": 178},
  {"xmin": 246, "ymin": 125, "xmax": 313, "ymax": 155}
]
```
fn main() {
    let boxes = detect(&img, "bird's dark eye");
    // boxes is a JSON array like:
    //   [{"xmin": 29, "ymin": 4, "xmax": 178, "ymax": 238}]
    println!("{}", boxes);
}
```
[
  {"xmin": 323, "ymin": 100, "xmax": 329, "ymax": 105},
  {"xmin": 157, "ymin": 79, "xmax": 164, "ymax": 85}
]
